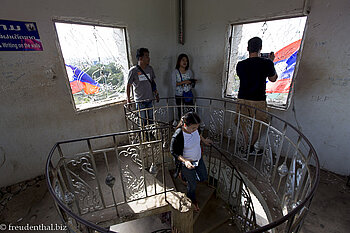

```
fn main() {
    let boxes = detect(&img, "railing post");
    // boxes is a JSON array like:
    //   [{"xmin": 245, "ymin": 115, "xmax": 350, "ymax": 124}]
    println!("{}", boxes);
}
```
[
  {"xmin": 220, "ymin": 101, "xmax": 227, "ymax": 148},
  {"xmin": 124, "ymin": 102, "xmax": 129, "ymax": 131},
  {"xmin": 57, "ymin": 145, "xmax": 81, "ymax": 215},
  {"xmin": 168, "ymin": 192, "xmax": 193, "ymax": 233},
  {"xmin": 87, "ymin": 139, "xmax": 106, "ymax": 208},
  {"xmin": 114, "ymin": 136, "xmax": 127, "ymax": 204},
  {"xmin": 161, "ymin": 128, "xmax": 167, "ymax": 201},
  {"xmin": 234, "ymin": 103, "xmax": 242, "ymax": 155}
]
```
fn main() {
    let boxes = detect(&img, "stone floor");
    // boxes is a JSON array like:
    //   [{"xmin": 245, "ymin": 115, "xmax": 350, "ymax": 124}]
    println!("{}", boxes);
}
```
[
  {"xmin": 300, "ymin": 170, "xmax": 350, "ymax": 233},
  {"xmin": 0, "ymin": 169, "xmax": 349, "ymax": 233}
]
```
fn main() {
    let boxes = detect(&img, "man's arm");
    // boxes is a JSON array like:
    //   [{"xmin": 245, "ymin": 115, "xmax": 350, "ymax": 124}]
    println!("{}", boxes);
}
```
[
  {"xmin": 268, "ymin": 73, "xmax": 278, "ymax": 82},
  {"xmin": 268, "ymin": 52, "xmax": 278, "ymax": 82},
  {"xmin": 126, "ymin": 68, "xmax": 134, "ymax": 103},
  {"xmin": 151, "ymin": 67, "xmax": 160, "ymax": 102},
  {"xmin": 126, "ymin": 84, "xmax": 132, "ymax": 103}
]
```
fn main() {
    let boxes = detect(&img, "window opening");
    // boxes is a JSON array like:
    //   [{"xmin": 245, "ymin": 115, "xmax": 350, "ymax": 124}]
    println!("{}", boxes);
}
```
[
  {"xmin": 225, "ymin": 16, "xmax": 307, "ymax": 108},
  {"xmin": 54, "ymin": 22, "xmax": 129, "ymax": 111}
]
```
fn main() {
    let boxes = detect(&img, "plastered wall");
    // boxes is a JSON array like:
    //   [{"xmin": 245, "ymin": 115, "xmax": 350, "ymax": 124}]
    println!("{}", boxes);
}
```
[
  {"xmin": 0, "ymin": 0, "xmax": 176, "ymax": 187},
  {"xmin": 279, "ymin": 0, "xmax": 350, "ymax": 174},
  {"xmin": 175, "ymin": 0, "xmax": 306, "ymax": 98},
  {"xmin": 179, "ymin": 0, "xmax": 350, "ymax": 175},
  {"xmin": 1, "ymin": 0, "xmax": 349, "ymax": 187}
]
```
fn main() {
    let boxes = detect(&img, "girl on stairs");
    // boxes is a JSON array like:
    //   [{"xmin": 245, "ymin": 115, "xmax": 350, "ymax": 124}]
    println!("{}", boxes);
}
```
[{"xmin": 170, "ymin": 112, "xmax": 212, "ymax": 211}]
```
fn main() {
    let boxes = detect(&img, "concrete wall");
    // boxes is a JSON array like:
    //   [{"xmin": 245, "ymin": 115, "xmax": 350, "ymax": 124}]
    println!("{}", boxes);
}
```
[
  {"xmin": 279, "ymin": 0, "xmax": 350, "ymax": 174},
  {"xmin": 180, "ymin": 0, "xmax": 350, "ymax": 175},
  {"xmin": 1, "ymin": 0, "xmax": 349, "ymax": 187},
  {"xmin": 0, "ymin": 0, "xmax": 176, "ymax": 187},
  {"xmin": 176, "ymin": 0, "xmax": 305, "ymax": 98}
]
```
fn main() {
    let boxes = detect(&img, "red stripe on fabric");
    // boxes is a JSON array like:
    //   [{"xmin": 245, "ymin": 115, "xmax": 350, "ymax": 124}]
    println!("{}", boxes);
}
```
[
  {"xmin": 266, "ymin": 79, "xmax": 291, "ymax": 94},
  {"xmin": 70, "ymin": 81, "xmax": 84, "ymax": 94},
  {"xmin": 83, "ymin": 82, "xmax": 100, "ymax": 94},
  {"xmin": 274, "ymin": 39, "xmax": 301, "ymax": 63}
]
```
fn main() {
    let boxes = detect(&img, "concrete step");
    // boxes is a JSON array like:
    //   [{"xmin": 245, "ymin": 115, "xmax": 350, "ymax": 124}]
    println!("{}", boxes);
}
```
[
  {"xmin": 82, "ymin": 165, "xmax": 176, "ymax": 228},
  {"xmin": 171, "ymin": 172, "xmax": 216, "ymax": 221},
  {"xmin": 194, "ymin": 194, "xmax": 233, "ymax": 233},
  {"xmin": 210, "ymin": 221, "xmax": 241, "ymax": 233},
  {"xmin": 172, "ymin": 170, "xmax": 242, "ymax": 233},
  {"xmin": 109, "ymin": 214, "xmax": 171, "ymax": 233},
  {"xmin": 193, "ymin": 183, "xmax": 215, "ymax": 223}
]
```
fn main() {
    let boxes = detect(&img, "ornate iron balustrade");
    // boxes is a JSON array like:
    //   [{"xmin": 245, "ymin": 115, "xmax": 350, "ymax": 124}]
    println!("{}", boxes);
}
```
[
  {"xmin": 124, "ymin": 97, "xmax": 320, "ymax": 233},
  {"xmin": 207, "ymin": 144, "xmax": 257, "ymax": 232},
  {"xmin": 45, "ymin": 128, "xmax": 174, "ymax": 233}
]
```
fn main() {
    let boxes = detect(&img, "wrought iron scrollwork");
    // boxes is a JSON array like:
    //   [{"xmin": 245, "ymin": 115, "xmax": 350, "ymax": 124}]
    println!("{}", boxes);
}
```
[
  {"xmin": 126, "ymin": 111, "xmax": 141, "ymax": 129},
  {"xmin": 154, "ymin": 107, "xmax": 167, "ymax": 123},
  {"xmin": 71, "ymin": 176, "xmax": 102, "ymax": 214},
  {"xmin": 121, "ymin": 164, "xmax": 145, "ymax": 200},
  {"xmin": 128, "ymin": 132, "xmax": 140, "ymax": 145},
  {"xmin": 44, "ymin": 97, "xmax": 319, "ymax": 233},
  {"xmin": 118, "ymin": 146, "xmax": 146, "ymax": 199},
  {"xmin": 119, "ymin": 146, "xmax": 142, "ymax": 169},
  {"xmin": 268, "ymin": 129, "xmax": 283, "ymax": 155},
  {"xmin": 209, "ymin": 109, "xmax": 224, "ymax": 144},
  {"xmin": 62, "ymin": 155, "xmax": 103, "ymax": 213},
  {"xmin": 69, "ymin": 155, "xmax": 96, "ymax": 179}
]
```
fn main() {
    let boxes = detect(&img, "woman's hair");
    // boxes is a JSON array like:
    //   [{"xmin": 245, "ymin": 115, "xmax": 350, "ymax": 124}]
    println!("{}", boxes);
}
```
[
  {"xmin": 176, "ymin": 112, "xmax": 201, "ymax": 129},
  {"xmin": 175, "ymin": 53, "xmax": 189, "ymax": 70}
]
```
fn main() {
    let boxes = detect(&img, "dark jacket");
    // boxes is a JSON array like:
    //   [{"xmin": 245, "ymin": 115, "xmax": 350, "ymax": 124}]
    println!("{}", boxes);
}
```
[
  {"xmin": 170, "ymin": 127, "xmax": 202, "ymax": 178},
  {"xmin": 170, "ymin": 128, "xmax": 184, "ymax": 160},
  {"xmin": 170, "ymin": 127, "xmax": 202, "ymax": 160}
]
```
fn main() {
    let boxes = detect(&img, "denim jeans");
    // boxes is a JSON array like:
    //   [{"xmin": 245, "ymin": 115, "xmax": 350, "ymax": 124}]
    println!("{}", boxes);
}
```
[
  {"xmin": 181, "ymin": 157, "xmax": 208, "ymax": 203},
  {"xmin": 136, "ymin": 101, "xmax": 153, "ymax": 127}
]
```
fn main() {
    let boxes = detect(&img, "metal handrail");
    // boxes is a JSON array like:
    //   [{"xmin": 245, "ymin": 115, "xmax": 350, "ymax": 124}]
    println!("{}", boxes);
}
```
[
  {"xmin": 124, "ymin": 96, "xmax": 320, "ymax": 233},
  {"xmin": 45, "ymin": 96, "xmax": 319, "ymax": 233},
  {"xmin": 209, "ymin": 144, "xmax": 257, "ymax": 231},
  {"xmin": 124, "ymin": 99, "xmax": 259, "ymax": 231},
  {"xmin": 46, "ymin": 143, "xmax": 112, "ymax": 233},
  {"xmin": 211, "ymin": 142, "xmax": 318, "ymax": 233},
  {"xmin": 45, "ymin": 127, "xmax": 173, "ymax": 233}
]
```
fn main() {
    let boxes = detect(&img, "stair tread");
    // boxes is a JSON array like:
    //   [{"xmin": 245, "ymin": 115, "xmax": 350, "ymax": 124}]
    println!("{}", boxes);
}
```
[
  {"xmin": 211, "ymin": 221, "xmax": 241, "ymax": 233},
  {"xmin": 193, "ymin": 183, "xmax": 215, "ymax": 222},
  {"xmin": 83, "ymin": 165, "xmax": 176, "ymax": 228},
  {"xmin": 172, "ymin": 174, "xmax": 216, "ymax": 222},
  {"xmin": 194, "ymin": 194, "xmax": 233, "ymax": 233}
]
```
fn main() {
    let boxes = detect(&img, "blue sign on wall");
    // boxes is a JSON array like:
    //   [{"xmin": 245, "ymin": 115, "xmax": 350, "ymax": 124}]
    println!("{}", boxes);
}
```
[{"xmin": 0, "ymin": 19, "xmax": 43, "ymax": 51}]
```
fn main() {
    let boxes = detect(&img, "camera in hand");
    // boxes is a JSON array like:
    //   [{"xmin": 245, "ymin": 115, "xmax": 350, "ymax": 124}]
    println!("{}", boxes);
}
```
[
  {"xmin": 189, "ymin": 79, "xmax": 197, "ymax": 88},
  {"xmin": 260, "ymin": 53, "xmax": 269, "ymax": 58}
]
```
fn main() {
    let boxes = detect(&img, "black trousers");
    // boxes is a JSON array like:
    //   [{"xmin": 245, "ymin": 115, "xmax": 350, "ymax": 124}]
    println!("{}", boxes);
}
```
[{"xmin": 175, "ymin": 96, "xmax": 194, "ymax": 120}]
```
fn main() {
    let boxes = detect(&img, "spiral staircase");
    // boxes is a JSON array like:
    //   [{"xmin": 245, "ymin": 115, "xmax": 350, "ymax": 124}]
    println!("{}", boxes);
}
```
[{"xmin": 45, "ymin": 97, "xmax": 319, "ymax": 233}]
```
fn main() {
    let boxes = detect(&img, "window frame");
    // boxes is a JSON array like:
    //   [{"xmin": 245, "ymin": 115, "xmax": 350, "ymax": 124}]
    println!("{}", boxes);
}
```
[
  {"xmin": 223, "ymin": 14, "xmax": 309, "ymax": 110},
  {"xmin": 52, "ymin": 18, "xmax": 132, "ymax": 112}
]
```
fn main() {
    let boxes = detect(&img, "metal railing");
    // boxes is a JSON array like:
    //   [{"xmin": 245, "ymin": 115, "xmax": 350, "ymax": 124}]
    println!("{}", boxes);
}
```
[
  {"xmin": 207, "ymin": 144, "xmax": 257, "ymax": 232},
  {"xmin": 45, "ymin": 127, "xmax": 174, "ymax": 233},
  {"xmin": 45, "ymin": 96, "xmax": 319, "ymax": 233},
  {"xmin": 124, "ymin": 97, "xmax": 320, "ymax": 233}
]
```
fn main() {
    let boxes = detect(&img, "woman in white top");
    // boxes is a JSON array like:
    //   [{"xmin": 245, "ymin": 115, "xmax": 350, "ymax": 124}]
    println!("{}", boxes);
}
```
[
  {"xmin": 170, "ymin": 112, "xmax": 212, "ymax": 211},
  {"xmin": 171, "ymin": 54, "xmax": 197, "ymax": 120}
]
